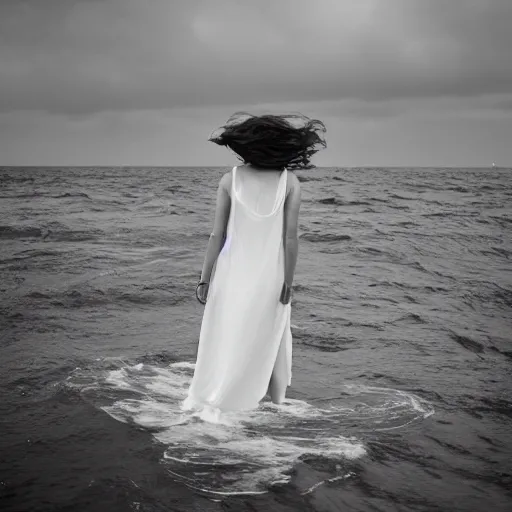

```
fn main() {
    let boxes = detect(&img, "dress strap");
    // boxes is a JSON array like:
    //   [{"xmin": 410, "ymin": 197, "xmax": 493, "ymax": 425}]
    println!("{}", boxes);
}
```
[
  {"xmin": 231, "ymin": 166, "xmax": 237, "ymax": 197},
  {"xmin": 279, "ymin": 167, "xmax": 288, "ymax": 205}
]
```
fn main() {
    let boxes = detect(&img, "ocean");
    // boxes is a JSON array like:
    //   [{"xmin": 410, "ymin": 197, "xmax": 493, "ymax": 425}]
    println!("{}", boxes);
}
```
[{"xmin": 0, "ymin": 166, "xmax": 511, "ymax": 512}]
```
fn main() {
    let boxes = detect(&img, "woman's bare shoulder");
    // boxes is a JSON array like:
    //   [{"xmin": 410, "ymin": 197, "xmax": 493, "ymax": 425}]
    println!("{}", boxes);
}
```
[
  {"xmin": 286, "ymin": 171, "xmax": 301, "ymax": 197},
  {"xmin": 288, "ymin": 171, "xmax": 300, "ymax": 187},
  {"xmin": 218, "ymin": 168, "xmax": 233, "ymax": 194}
]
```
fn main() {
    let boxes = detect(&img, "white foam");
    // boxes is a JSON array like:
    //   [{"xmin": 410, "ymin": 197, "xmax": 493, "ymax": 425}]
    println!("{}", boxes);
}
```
[
  {"xmin": 169, "ymin": 361, "xmax": 196, "ymax": 370},
  {"xmin": 68, "ymin": 360, "xmax": 434, "ymax": 495}
]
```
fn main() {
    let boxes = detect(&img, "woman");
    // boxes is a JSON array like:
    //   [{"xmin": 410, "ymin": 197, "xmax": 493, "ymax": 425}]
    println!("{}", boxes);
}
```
[{"xmin": 182, "ymin": 112, "xmax": 326, "ymax": 415}]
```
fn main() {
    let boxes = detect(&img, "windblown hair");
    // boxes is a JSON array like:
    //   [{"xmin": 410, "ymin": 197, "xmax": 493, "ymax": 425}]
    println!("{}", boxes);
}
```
[{"xmin": 208, "ymin": 112, "xmax": 327, "ymax": 170}]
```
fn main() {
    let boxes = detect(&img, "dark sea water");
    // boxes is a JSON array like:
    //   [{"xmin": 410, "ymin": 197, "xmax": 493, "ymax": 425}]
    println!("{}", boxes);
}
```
[{"xmin": 1, "ymin": 166, "xmax": 511, "ymax": 512}]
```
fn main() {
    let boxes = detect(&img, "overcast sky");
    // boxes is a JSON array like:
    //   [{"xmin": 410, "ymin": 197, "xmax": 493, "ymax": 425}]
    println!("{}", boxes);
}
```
[{"xmin": 1, "ymin": 0, "xmax": 511, "ymax": 166}]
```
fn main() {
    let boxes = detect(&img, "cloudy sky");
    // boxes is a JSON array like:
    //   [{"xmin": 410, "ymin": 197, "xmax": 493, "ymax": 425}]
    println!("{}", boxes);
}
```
[{"xmin": 1, "ymin": 0, "xmax": 511, "ymax": 166}]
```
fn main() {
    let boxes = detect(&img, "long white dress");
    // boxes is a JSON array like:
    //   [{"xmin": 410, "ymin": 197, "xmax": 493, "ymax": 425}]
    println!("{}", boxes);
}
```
[{"xmin": 182, "ymin": 165, "xmax": 293, "ymax": 413}]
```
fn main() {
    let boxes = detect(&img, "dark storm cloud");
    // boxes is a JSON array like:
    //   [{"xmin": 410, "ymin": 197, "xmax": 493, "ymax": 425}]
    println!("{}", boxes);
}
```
[{"xmin": 0, "ymin": 0, "xmax": 511, "ymax": 115}]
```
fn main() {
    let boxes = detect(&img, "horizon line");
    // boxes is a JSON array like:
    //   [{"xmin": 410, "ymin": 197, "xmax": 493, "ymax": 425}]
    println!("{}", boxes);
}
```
[{"xmin": 1, "ymin": 165, "xmax": 510, "ymax": 169}]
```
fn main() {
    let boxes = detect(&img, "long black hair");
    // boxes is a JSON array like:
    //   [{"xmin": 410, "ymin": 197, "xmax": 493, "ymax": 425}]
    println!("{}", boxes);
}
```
[{"xmin": 208, "ymin": 112, "xmax": 326, "ymax": 170}]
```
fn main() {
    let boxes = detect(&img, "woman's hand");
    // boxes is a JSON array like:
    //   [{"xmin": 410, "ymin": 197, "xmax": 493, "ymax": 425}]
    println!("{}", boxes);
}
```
[
  {"xmin": 280, "ymin": 282, "xmax": 292, "ymax": 305},
  {"xmin": 196, "ymin": 281, "xmax": 209, "ymax": 305}
]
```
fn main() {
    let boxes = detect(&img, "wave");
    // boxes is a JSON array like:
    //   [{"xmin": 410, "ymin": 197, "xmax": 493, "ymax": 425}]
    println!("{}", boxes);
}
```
[
  {"xmin": 368, "ymin": 281, "xmax": 451, "ymax": 293},
  {"xmin": 388, "ymin": 313, "xmax": 428, "ymax": 325},
  {"xmin": 0, "ymin": 175, "xmax": 35, "ymax": 184},
  {"xmin": 45, "ymin": 229, "xmax": 101, "ymax": 242},
  {"xmin": 355, "ymin": 246, "xmax": 403, "ymax": 263},
  {"xmin": 0, "ymin": 249, "xmax": 64, "ymax": 266},
  {"xmin": 164, "ymin": 185, "xmax": 186, "ymax": 192},
  {"xmin": 471, "ymin": 396, "xmax": 512, "ymax": 419},
  {"xmin": 460, "ymin": 283, "xmax": 512, "ymax": 309},
  {"xmin": 449, "ymin": 331, "xmax": 485, "ymax": 355},
  {"xmin": 25, "ymin": 283, "xmax": 188, "ymax": 309},
  {"xmin": 492, "ymin": 287, "xmax": 512, "ymax": 308},
  {"xmin": 317, "ymin": 197, "xmax": 371, "ymax": 206},
  {"xmin": 392, "ymin": 221, "xmax": 419, "ymax": 227},
  {"xmin": 488, "ymin": 346, "xmax": 512, "ymax": 360},
  {"xmin": 358, "ymin": 246, "xmax": 386, "ymax": 254},
  {"xmin": 445, "ymin": 186, "xmax": 470, "ymax": 193},
  {"xmin": 423, "ymin": 285, "xmax": 451, "ymax": 292},
  {"xmin": 402, "ymin": 261, "xmax": 432, "ymax": 274},
  {"xmin": 296, "ymin": 175, "xmax": 322, "ymax": 182},
  {"xmin": 0, "ymin": 222, "xmax": 103, "ymax": 242},
  {"xmin": 0, "ymin": 192, "xmax": 46, "ymax": 199},
  {"xmin": 53, "ymin": 192, "xmax": 91, "ymax": 199},
  {"xmin": 389, "ymin": 193, "xmax": 417, "ymax": 200},
  {"xmin": 299, "ymin": 233, "xmax": 351, "ymax": 242},
  {"xmin": 480, "ymin": 247, "xmax": 512, "ymax": 259},
  {"xmin": 0, "ymin": 225, "xmax": 43, "ymax": 239},
  {"xmin": 387, "ymin": 205, "xmax": 410, "ymax": 210},
  {"xmin": 489, "ymin": 215, "xmax": 512, "ymax": 227},
  {"xmin": 292, "ymin": 330, "xmax": 358, "ymax": 352},
  {"xmin": 0, "ymin": 191, "xmax": 91, "ymax": 200},
  {"xmin": 421, "ymin": 212, "xmax": 452, "ymax": 217}
]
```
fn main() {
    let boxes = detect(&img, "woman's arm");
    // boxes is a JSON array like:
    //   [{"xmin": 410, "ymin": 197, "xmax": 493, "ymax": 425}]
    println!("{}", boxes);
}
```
[
  {"xmin": 281, "ymin": 173, "xmax": 301, "ymax": 304},
  {"xmin": 199, "ymin": 172, "xmax": 231, "ymax": 284}
]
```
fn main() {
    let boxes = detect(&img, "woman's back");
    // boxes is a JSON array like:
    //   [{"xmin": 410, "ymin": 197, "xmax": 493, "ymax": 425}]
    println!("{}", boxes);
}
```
[{"xmin": 232, "ymin": 165, "xmax": 288, "ymax": 216}]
